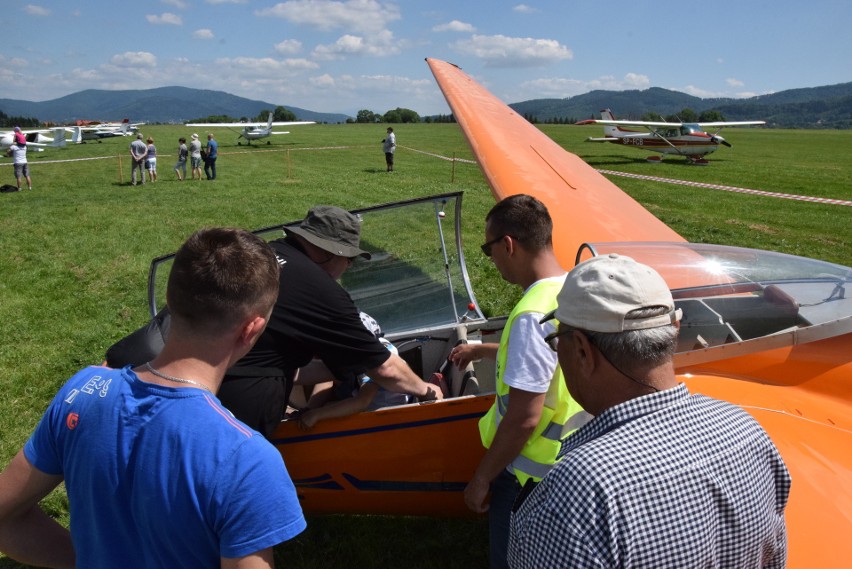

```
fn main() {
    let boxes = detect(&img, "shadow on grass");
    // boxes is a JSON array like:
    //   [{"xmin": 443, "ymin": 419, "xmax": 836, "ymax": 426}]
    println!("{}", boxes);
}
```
[{"xmin": 275, "ymin": 514, "xmax": 489, "ymax": 569}]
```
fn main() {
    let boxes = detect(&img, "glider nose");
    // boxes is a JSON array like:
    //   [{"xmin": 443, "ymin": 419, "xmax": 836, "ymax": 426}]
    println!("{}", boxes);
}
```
[{"xmin": 712, "ymin": 135, "xmax": 732, "ymax": 147}]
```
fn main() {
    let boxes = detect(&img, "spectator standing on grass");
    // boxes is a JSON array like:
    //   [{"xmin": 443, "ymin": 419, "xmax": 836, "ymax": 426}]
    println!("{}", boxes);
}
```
[
  {"xmin": 450, "ymin": 194, "xmax": 587, "ymax": 569},
  {"xmin": 6, "ymin": 141, "xmax": 32, "ymax": 190},
  {"xmin": 145, "ymin": 137, "xmax": 157, "ymax": 183},
  {"xmin": 189, "ymin": 133, "xmax": 203, "ymax": 180},
  {"xmin": 174, "ymin": 137, "xmax": 188, "ymax": 181},
  {"xmin": 205, "ymin": 132, "xmax": 218, "ymax": 180},
  {"xmin": 382, "ymin": 127, "xmax": 396, "ymax": 172},
  {"xmin": 129, "ymin": 133, "xmax": 147, "ymax": 186},
  {"xmin": 0, "ymin": 227, "xmax": 306, "ymax": 568},
  {"xmin": 508, "ymin": 254, "xmax": 790, "ymax": 569}
]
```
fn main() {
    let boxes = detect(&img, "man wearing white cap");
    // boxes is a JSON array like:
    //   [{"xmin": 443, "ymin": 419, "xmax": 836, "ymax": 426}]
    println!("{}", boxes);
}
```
[
  {"xmin": 189, "ymin": 133, "xmax": 203, "ymax": 180},
  {"xmin": 508, "ymin": 253, "xmax": 791, "ymax": 568}
]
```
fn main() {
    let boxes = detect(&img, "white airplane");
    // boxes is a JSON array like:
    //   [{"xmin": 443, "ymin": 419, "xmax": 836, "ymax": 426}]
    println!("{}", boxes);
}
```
[
  {"xmin": 185, "ymin": 113, "xmax": 315, "ymax": 145},
  {"xmin": 0, "ymin": 127, "xmax": 83, "ymax": 151},
  {"xmin": 576, "ymin": 109, "xmax": 766, "ymax": 164},
  {"xmin": 77, "ymin": 119, "xmax": 141, "ymax": 142}
]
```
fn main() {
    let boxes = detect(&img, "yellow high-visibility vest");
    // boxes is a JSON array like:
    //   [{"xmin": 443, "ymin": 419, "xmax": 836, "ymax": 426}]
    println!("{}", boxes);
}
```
[{"xmin": 478, "ymin": 278, "xmax": 588, "ymax": 485}]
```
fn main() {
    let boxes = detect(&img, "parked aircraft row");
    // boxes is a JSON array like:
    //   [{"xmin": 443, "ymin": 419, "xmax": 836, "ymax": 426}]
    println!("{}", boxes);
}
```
[{"xmin": 0, "ymin": 127, "xmax": 82, "ymax": 151}]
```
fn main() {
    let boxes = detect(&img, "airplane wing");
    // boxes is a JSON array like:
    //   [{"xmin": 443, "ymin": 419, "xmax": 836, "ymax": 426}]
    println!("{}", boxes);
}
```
[
  {"xmin": 577, "ymin": 118, "xmax": 766, "ymax": 129},
  {"xmin": 270, "ymin": 121, "xmax": 315, "ymax": 126},
  {"xmin": 425, "ymin": 58, "xmax": 683, "ymax": 266},
  {"xmin": 695, "ymin": 120, "xmax": 766, "ymax": 128},
  {"xmin": 576, "ymin": 118, "xmax": 677, "ymax": 128}
]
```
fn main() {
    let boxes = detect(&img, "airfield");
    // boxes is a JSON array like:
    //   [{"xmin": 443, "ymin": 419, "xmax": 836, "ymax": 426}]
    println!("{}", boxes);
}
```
[{"xmin": 1, "ymin": 122, "xmax": 850, "ymax": 567}]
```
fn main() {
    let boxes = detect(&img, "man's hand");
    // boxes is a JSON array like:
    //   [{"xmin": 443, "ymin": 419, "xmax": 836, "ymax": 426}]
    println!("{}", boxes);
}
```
[
  {"xmin": 449, "ymin": 342, "xmax": 497, "ymax": 370},
  {"xmin": 464, "ymin": 475, "xmax": 490, "ymax": 513}
]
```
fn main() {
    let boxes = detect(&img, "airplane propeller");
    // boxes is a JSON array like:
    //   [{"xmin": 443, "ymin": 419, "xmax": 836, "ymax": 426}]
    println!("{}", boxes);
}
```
[{"xmin": 711, "ymin": 135, "xmax": 732, "ymax": 147}]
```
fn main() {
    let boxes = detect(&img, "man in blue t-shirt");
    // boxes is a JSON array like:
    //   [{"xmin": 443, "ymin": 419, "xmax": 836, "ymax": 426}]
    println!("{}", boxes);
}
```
[
  {"xmin": 205, "ymin": 132, "xmax": 219, "ymax": 180},
  {"xmin": 0, "ymin": 228, "xmax": 306, "ymax": 568}
]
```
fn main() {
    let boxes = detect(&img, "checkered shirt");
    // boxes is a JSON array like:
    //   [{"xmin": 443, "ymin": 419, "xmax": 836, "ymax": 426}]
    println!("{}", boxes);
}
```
[{"xmin": 508, "ymin": 383, "xmax": 791, "ymax": 568}]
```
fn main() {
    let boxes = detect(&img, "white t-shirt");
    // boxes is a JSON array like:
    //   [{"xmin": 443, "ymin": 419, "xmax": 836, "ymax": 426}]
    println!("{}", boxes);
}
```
[
  {"xmin": 9, "ymin": 143, "xmax": 27, "ymax": 164},
  {"xmin": 502, "ymin": 275, "xmax": 566, "ymax": 394}
]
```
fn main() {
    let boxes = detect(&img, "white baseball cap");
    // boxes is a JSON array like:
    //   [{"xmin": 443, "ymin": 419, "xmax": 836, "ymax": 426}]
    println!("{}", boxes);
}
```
[{"xmin": 547, "ymin": 254, "xmax": 681, "ymax": 332}]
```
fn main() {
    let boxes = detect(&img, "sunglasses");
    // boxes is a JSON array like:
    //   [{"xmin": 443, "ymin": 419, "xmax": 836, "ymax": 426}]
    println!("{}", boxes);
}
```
[{"xmin": 480, "ymin": 234, "xmax": 517, "ymax": 257}]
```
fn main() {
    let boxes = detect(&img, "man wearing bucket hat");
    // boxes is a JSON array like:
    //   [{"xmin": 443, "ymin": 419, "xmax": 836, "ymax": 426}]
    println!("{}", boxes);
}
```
[
  {"xmin": 218, "ymin": 205, "xmax": 441, "ymax": 436},
  {"xmin": 508, "ymin": 253, "xmax": 790, "ymax": 568},
  {"xmin": 105, "ymin": 206, "xmax": 440, "ymax": 438}
]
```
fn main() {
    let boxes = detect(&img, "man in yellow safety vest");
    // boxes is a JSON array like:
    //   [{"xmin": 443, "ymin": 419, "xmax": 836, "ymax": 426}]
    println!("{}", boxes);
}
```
[{"xmin": 449, "ymin": 194, "xmax": 588, "ymax": 569}]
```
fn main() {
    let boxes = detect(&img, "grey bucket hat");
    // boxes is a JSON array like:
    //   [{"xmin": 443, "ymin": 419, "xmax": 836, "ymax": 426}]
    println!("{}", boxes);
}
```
[{"xmin": 286, "ymin": 205, "xmax": 371, "ymax": 259}]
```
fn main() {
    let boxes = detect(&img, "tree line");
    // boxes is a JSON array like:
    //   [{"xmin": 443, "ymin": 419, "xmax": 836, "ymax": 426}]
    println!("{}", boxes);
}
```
[
  {"xmin": 187, "ymin": 106, "xmax": 299, "ymax": 124},
  {"xmin": 523, "ymin": 109, "xmax": 729, "ymax": 125},
  {"xmin": 0, "ymin": 110, "xmax": 41, "ymax": 128}
]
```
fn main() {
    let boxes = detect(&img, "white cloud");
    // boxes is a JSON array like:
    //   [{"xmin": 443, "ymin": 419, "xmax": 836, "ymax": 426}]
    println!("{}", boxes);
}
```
[
  {"xmin": 274, "ymin": 39, "xmax": 303, "ymax": 55},
  {"xmin": 0, "ymin": 54, "xmax": 29, "ymax": 68},
  {"xmin": 309, "ymin": 74, "xmax": 337, "ymax": 88},
  {"xmin": 624, "ymin": 73, "xmax": 650, "ymax": 88},
  {"xmin": 452, "ymin": 34, "xmax": 572, "ymax": 67},
  {"xmin": 513, "ymin": 4, "xmax": 537, "ymax": 13},
  {"xmin": 146, "ymin": 12, "xmax": 183, "ymax": 25},
  {"xmin": 24, "ymin": 5, "xmax": 50, "ymax": 16},
  {"xmin": 193, "ymin": 29, "xmax": 215, "ymax": 39},
  {"xmin": 256, "ymin": 0, "xmax": 400, "ymax": 35},
  {"xmin": 518, "ymin": 73, "xmax": 650, "ymax": 99},
  {"xmin": 726, "ymin": 78, "xmax": 744, "ymax": 88},
  {"xmin": 163, "ymin": 0, "xmax": 189, "ymax": 9},
  {"xmin": 433, "ymin": 20, "xmax": 475, "ymax": 33},
  {"xmin": 281, "ymin": 58, "xmax": 319, "ymax": 70},
  {"xmin": 110, "ymin": 52, "xmax": 158, "ymax": 68},
  {"xmin": 313, "ymin": 30, "xmax": 399, "ymax": 60}
]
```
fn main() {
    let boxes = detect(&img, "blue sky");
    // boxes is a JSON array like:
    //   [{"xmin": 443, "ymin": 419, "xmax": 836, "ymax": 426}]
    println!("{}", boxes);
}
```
[{"xmin": 4, "ymin": 0, "xmax": 851, "ymax": 117}]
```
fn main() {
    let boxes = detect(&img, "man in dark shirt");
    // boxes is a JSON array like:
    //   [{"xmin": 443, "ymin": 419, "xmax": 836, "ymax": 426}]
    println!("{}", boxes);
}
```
[{"xmin": 107, "ymin": 206, "xmax": 440, "ymax": 437}]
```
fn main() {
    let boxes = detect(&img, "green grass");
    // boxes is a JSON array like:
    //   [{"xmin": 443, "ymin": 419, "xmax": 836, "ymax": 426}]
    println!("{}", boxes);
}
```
[{"xmin": 0, "ymin": 123, "xmax": 849, "ymax": 567}]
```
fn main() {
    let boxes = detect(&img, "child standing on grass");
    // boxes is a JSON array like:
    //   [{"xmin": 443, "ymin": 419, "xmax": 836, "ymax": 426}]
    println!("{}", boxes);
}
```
[
  {"xmin": 145, "ymin": 137, "xmax": 157, "ymax": 182},
  {"xmin": 174, "ymin": 137, "xmax": 188, "ymax": 181}
]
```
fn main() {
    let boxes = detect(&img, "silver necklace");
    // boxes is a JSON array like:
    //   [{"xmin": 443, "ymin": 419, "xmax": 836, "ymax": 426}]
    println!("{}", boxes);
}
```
[{"xmin": 144, "ymin": 362, "xmax": 212, "ymax": 393}]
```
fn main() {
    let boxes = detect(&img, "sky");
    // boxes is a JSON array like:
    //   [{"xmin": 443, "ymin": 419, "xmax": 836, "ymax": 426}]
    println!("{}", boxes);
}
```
[{"xmin": 3, "ymin": 0, "xmax": 851, "ymax": 118}]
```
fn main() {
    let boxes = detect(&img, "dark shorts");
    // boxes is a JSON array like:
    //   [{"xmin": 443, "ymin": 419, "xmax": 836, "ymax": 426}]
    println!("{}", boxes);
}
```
[
  {"xmin": 13, "ymin": 163, "xmax": 29, "ymax": 178},
  {"xmin": 385, "ymin": 152, "xmax": 394, "ymax": 165}
]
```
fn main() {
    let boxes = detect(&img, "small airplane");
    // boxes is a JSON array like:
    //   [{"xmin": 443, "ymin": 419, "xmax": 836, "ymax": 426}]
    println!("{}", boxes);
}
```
[
  {"xmin": 185, "ymin": 113, "xmax": 315, "ymax": 145},
  {"xmin": 76, "ymin": 119, "xmax": 141, "ymax": 142},
  {"xmin": 0, "ymin": 126, "xmax": 83, "ymax": 151},
  {"xmin": 576, "ymin": 109, "xmax": 765, "ymax": 164}
]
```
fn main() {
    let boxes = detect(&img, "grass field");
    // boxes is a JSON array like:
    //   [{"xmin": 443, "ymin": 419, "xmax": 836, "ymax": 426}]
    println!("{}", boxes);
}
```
[{"xmin": 0, "ymin": 122, "xmax": 849, "ymax": 567}]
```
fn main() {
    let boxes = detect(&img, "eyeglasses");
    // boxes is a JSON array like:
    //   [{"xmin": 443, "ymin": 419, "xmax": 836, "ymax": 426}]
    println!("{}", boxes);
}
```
[
  {"xmin": 543, "ymin": 327, "xmax": 575, "ymax": 351},
  {"xmin": 481, "ymin": 235, "xmax": 516, "ymax": 257},
  {"xmin": 543, "ymin": 325, "xmax": 659, "ymax": 393}
]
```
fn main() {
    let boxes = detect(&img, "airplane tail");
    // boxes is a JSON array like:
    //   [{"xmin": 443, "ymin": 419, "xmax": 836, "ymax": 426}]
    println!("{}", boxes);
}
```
[
  {"xmin": 68, "ymin": 126, "xmax": 82, "ymax": 144},
  {"xmin": 48, "ymin": 127, "xmax": 67, "ymax": 147},
  {"xmin": 600, "ymin": 109, "xmax": 619, "ymax": 137},
  {"xmin": 267, "ymin": 113, "xmax": 274, "ymax": 129},
  {"xmin": 119, "ymin": 120, "xmax": 130, "ymax": 135}
]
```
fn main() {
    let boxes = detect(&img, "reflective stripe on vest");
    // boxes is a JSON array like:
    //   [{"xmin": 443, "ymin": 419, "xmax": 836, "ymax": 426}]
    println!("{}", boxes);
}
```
[{"xmin": 478, "ymin": 277, "xmax": 587, "ymax": 485}]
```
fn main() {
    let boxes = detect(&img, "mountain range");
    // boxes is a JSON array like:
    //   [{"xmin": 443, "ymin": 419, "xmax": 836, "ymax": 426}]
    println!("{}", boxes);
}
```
[
  {"xmin": 1, "ymin": 82, "xmax": 851, "ymax": 128},
  {"xmin": 0, "ymin": 86, "xmax": 350, "ymax": 125},
  {"xmin": 508, "ymin": 82, "xmax": 852, "ymax": 128}
]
